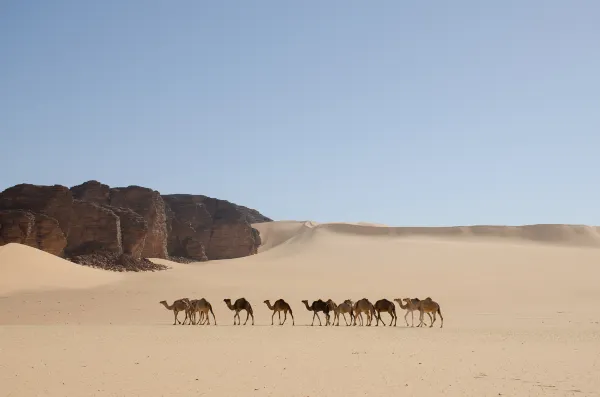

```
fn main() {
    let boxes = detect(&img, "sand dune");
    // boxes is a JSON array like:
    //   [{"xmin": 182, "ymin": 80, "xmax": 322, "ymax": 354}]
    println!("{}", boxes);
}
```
[
  {"xmin": 1, "ymin": 221, "xmax": 600, "ymax": 396},
  {"xmin": 0, "ymin": 243, "xmax": 122, "ymax": 296}
]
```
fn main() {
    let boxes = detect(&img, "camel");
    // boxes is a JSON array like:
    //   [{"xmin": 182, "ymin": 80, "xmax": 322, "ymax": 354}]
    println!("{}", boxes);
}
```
[
  {"xmin": 417, "ymin": 297, "xmax": 444, "ymax": 328},
  {"xmin": 264, "ymin": 299, "xmax": 295, "ymax": 325},
  {"xmin": 394, "ymin": 298, "xmax": 432, "ymax": 327},
  {"xmin": 159, "ymin": 298, "xmax": 191, "ymax": 325},
  {"xmin": 325, "ymin": 299, "xmax": 337, "ymax": 326},
  {"xmin": 188, "ymin": 298, "xmax": 217, "ymax": 325},
  {"xmin": 352, "ymin": 298, "xmax": 375, "ymax": 326},
  {"xmin": 329, "ymin": 299, "xmax": 354, "ymax": 326},
  {"xmin": 223, "ymin": 298, "xmax": 254, "ymax": 325},
  {"xmin": 301, "ymin": 299, "xmax": 330, "ymax": 326},
  {"xmin": 373, "ymin": 298, "xmax": 397, "ymax": 326}
]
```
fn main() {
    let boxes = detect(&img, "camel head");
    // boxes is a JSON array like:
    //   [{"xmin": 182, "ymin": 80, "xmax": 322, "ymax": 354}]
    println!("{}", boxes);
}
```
[
  {"xmin": 159, "ymin": 300, "xmax": 167, "ymax": 305},
  {"xmin": 223, "ymin": 298, "xmax": 231, "ymax": 304},
  {"xmin": 301, "ymin": 300, "xmax": 309, "ymax": 305},
  {"xmin": 263, "ymin": 300, "xmax": 269, "ymax": 304}
]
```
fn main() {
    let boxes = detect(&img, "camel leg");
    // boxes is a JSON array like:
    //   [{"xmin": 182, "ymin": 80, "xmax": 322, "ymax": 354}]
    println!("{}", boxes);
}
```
[
  {"xmin": 342, "ymin": 313, "xmax": 349, "ymax": 326},
  {"xmin": 389, "ymin": 309, "xmax": 394, "ymax": 326},
  {"xmin": 430, "ymin": 312, "xmax": 436, "ymax": 328},
  {"xmin": 173, "ymin": 310, "xmax": 178, "ymax": 325},
  {"xmin": 282, "ymin": 311, "xmax": 287, "ymax": 325},
  {"xmin": 243, "ymin": 310, "xmax": 250, "ymax": 325},
  {"xmin": 311, "ymin": 312, "xmax": 316, "ymax": 326},
  {"xmin": 290, "ymin": 312, "xmax": 295, "ymax": 326},
  {"xmin": 316, "ymin": 312, "xmax": 322, "ymax": 326},
  {"xmin": 438, "ymin": 308, "xmax": 444, "ymax": 328},
  {"xmin": 234, "ymin": 311, "xmax": 239, "ymax": 325},
  {"xmin": 279, "ymin": 311, "xmax": 282, "ymax": 325},
  {"xmin": 250, "ymin": 311, "xmax": 254, "ymax": 325},
  {"xmin": 271, "ymin": 311, "xmax": 275, "ymax": 325}
]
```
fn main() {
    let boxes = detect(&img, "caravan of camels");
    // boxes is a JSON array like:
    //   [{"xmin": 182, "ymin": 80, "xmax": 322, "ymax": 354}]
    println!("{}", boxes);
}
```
[{"xmin": 159, "ymin": 297, "xmax": 443, "ymax": 328}]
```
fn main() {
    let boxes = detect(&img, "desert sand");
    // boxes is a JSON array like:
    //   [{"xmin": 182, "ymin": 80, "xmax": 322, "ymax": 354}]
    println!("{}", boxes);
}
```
[{"xmin": 1, "ymin": 220, "xmax": 599, "ymax": 396}]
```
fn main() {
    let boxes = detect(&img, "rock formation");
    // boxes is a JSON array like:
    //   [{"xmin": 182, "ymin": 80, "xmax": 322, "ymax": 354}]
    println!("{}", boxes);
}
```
[
  {"xmin": 0, "ymin": 180, "xmax": 271, "ymax": 270},
  {"xmin": 0, "ymin": 209, "xmax": 67, "ymax": 256},
  {"xmin": 110, "ymin": 186, "xmax": 168, "ymax": 259},
  {"xmin": 66, "ymin": 200, "xmax": 122, "ymax": 256},
  {"xmin": 162, "ymin": 194, "xmax": 266, "ymax": 261}
]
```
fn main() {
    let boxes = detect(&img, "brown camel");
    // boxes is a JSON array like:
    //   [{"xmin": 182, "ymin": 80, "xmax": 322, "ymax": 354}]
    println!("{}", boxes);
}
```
[
  {"xmin": 373, "ymin": 298, "xmax": 397, "ymax": 326},
  {"xmin": 394, "ymin": 298, "xmax": 432, "ymax": 327},
  {"xmin": 301, "ymin": 299, "xmax": 330, "ymax": 326},
  {"xmin": 330, "ymin": 299, "xmax": 354, "ymax": 326},
  {"xmin": 223, "ymin": 298, "xmax": 254, "ymax": 325},
  {"xmin": 159, "ymin": 298, "xmax": 191, "ymax": 325},
  {"xmin": 264, "ymin": 299, "xmax": 295, "ymax": 326},
  {"xmin": 188, "ymin": 298, "xmax": 217, "ymax": 325},
  {"xmin": 417, "ymin": 297, "xmax": 444, "ymax": 328},
  {"xmin": 352, "ymin": 298, "xmax": 375, "ymax": 326},
  {"xmin": 325, "ymin": 299, "xmax": 338, "ymax": 326}
]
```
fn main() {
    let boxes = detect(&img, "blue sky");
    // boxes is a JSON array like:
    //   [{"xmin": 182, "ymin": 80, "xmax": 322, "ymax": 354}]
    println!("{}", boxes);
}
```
[{"xmin": 1, "ymin": 1, "xmax": 599, "ymax": 226}]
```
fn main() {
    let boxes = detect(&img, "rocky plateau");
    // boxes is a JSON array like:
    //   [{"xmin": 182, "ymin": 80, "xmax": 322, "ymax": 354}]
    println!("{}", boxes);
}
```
[{"xmin": 0, "ymin": 180, "xmax": 271, "ymax": 271}]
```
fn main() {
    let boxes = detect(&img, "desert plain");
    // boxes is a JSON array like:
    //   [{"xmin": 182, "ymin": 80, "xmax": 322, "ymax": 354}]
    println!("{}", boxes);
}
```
[{"xmin": 1, "ymin": 220, "xmax": 599, "ymax": 396}]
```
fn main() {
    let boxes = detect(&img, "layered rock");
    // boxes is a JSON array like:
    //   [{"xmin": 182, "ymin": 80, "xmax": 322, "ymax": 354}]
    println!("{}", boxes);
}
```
[
  {"xmin": 162, "ymin": 195, "xmax": 211, "ymax": 261},
  {"xmin": 110, "ymin": 186, "xmax": 168, "ymax": 259},
  {"xmin": 0, "ymin": 184, "xmax": 73, "ymax": 236},
  {"xmin": 70, "ymin": 180, "xmax": 110, "ymax": 205},
  {"xmin": 107, "ymin": 206, "xmax": 147, "ymax": 259},
  {"xmin": 1, "ymin": 181, "xmax": 271, "ymax": 266},
  {"xmin": 163, "ymin": 194, "xmax": 262, "ymax": 260},
  {"xmin": 65, "ymin": 200, "xmax": 122, "ymax": 256},
  {"xmin": 0, "ymin": 209, "xmax": 67, "ymax": 256}
]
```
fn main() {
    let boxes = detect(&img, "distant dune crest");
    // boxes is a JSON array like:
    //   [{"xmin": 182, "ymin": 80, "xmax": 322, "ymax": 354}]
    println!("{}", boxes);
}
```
[{"xmin": 252, "ymin": 221, "xmax": 600, "ymax": 252}]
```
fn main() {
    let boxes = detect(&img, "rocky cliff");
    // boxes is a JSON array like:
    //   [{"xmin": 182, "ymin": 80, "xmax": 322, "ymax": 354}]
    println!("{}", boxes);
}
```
[{"xmin": 0, "ymin": 180, "xmax": 271, "ymax": 270}]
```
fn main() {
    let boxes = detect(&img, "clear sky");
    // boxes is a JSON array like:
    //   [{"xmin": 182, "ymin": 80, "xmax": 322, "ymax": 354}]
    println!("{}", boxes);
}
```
[{"xmin": 1, "ymin": 1, "xmax": 599, "ymax": 226}]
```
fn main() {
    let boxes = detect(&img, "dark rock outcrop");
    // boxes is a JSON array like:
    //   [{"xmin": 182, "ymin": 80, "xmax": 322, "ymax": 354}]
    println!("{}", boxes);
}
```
[
  {"xmin": 66, "ymin": 200, "xmax": 122, "ymax": 257},
  {"xmin": 31, "ymin": 213, "xmax": 68, "ymax": 256},
  {"xmin": 163, "ymin": 194, "xmax": 263, "ymax": 260},
  {"xmin": 110, "ymin": 186, "xmax": 168, "ymax": 259},
  {"xmin": 70, "ymin": 180, "xmax": 110, "ymax": 205},
  {"xmin": 106, "ymin": 206, "xmax": 147, "ymax": 259},
  {"xmin": 1, "ymin": 181, "xmax": 271, "ymax": 267},
  {"xmin": 0, "ymin": 184, "xmax": 73, "ymax": 236},
  {"xmin": 0, "ymin": 209, "xmax": 67, "ymax": 256}
]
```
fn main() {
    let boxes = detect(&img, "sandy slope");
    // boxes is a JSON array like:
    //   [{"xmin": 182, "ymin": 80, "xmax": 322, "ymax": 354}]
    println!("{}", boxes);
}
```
[{"xmin": 1, "ymin": 221, "xmax": 599, "ymax": 396}]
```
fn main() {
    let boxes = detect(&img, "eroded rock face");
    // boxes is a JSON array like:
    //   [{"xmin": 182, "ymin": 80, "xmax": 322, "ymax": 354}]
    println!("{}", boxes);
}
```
[
  {"xmin": 163, "ymin": 195, "xmax": 211, "ymax": 261},
  {"xmin": 0, "ymin": 210, "xmax": 35, "ymax": 245},
  {"xmin": 0, "ymin": 209, "xmax": 67, "ymax": 256},
  {"xmin": 163, "ymin": 194, "xmax": 262, "ymax": 260},
  {"xmin": 0, "ymin": 181, "xmax": 270, "ymax": 264},
  {"xmin": 66, "ymin": 200, "xmax": 121, "ymax": 256},
  {"xmin": 106, "ymin": 206, "xmax": 148, "ymax": 259},
  {"xmin": 70, "ymin": 180, "xmax": 110, "ymax": 205},
  {"xmin": 208, "ymin": 221, "xmax": 260, "ymax": 259},
  {"xmin": 110, "ymin": 186, "xmax": 168, "ymax": 259},
  {"xmin": 0, "ymin": 184, "xmax": 73, "ymax": 237}
]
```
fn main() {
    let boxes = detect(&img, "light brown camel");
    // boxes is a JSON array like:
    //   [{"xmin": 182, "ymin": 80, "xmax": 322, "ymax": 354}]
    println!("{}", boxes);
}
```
[
  {"xmin": 159, "ymin": 298, "xmax": 191, "ymax": 325},
  {"xmin": 223, "ymin": 298, "xmax": 254, "ymax": 325},
  {"xmin": 264, "ymin": 299, "xmax": 294, "ymax": 325},
  {"xmin": 417, "ymin": 297, "xmax": 444, "ymax": 328},
  {"xmin": 188, "ymin": 298, "xmax": 217, "ymax": 325},
  {"xmin": 330, "ymin": 299, "xmax": 354, "ymax": 326},
  {"xmin": 373, "ymin": 298, "xmax": 397, "ymax": 326},
  {"xmin": 301, "ymin": 299, "xmax": 330, "ymax": 326},
  {"xmin": 394, "ymin": 298, "xmax": 432, "ymax": 327},
  {"xmin": 352, "ymin": 298, "xmax": 375, "ymax": 326}
]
